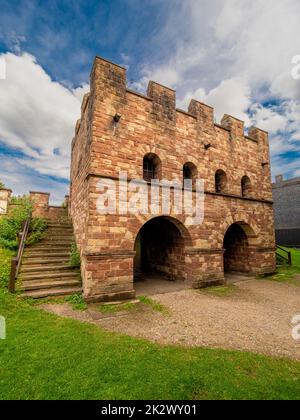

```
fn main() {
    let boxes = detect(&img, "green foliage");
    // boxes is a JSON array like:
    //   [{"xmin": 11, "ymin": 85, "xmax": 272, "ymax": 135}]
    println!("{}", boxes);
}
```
[
  {"xmin": 199, "ymin": 284, "xmax": 237, "ymax": 297},
  {"xmin": 66, "ymin": 293, "xmax": 87, "ymax": 311},
  {"xmin": 138, "ymin": 295, "xmax": 169, "ymax": 314},
  {"xmin": 0, "ymin": 247, "xmax": 14, "ymax": 288},
  {"xmin": 0, "ymin": 196, "xmax": 47, "ymax": 250},
  {"xmin": 69, "ymin": 243, "xmax": 81, "ymax": 268},
  {"xmin": 26, "ymin": 218, "xmax": 48, "ymax": 246},
  {"xmin": 0, "ymin": 180, "xmax": 5, "ymax": 189},
  {"xmin": 269, "ymin": 248, "xmax": 300, "ymax": 284},
  {"xmin": 98, "ymin": 302, "xmax": 137, "ymax": 313}
]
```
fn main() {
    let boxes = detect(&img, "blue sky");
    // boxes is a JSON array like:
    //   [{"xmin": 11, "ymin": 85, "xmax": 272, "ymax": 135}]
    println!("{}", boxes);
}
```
[{"xmin": 0, "ymin": 0, "xmax": 300, "ymax": 203}]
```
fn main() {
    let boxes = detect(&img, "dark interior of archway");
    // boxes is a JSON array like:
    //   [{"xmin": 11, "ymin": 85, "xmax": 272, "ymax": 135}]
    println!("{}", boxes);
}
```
[
  {"xmin": 223, "ymin": 224, "xmax": 250, "ymax": 273},
  {"xmin": 134, "ymin": 218, "xmax": 185, "ymax": 282}
]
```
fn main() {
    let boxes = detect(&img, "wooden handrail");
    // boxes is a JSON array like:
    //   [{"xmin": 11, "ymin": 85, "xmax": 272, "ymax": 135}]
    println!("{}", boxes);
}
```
[
  {"xmin": 275, "ymin": 245, "xmax": 292, "ymax": 266},
  {"xmin": 8, "ymin": 213, "xmax": 32, "ymax": 293}
]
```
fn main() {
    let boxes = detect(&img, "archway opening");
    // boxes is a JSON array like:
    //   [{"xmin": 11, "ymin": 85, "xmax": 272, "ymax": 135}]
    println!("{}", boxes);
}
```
[
  {"xmin": 223, "ymin": 223, "xmax": 250, "ymax": 275},
  {"xmin": 143, "ymin": 153, "xmax": 161, "ymax": 182},
  {"xmin": 134, "ymin": 217, "xmax": 190, "ymax": 294}
]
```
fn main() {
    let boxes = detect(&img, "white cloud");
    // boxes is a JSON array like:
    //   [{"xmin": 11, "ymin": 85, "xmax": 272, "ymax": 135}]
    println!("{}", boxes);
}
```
[
  {"xmin": 250, "ymin": 105, "xmax": 288, "ymax": 134},
  {"xmin": 205, "ymin": 79, "xmax": 251, "ymax": 123},
  {"xmin": 134, "ymin": 0, "xmax": 300, "ymax": 179},
  {"xmin": 0, "ymin": 155, "xmax": 68, "ymax": 205},
  {"xmin": 0, "ymin": 52, "xmax": 88, "ymax": 181}
]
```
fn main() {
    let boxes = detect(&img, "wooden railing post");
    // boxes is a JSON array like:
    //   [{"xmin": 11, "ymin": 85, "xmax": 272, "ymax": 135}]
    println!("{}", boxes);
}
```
[{"xmin": 8, "ymin": 211, "xmax": 32, "ymax": 294}]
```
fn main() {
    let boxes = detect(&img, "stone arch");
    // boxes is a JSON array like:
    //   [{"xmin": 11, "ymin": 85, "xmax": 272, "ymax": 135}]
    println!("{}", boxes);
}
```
[
  {"xmin": 218, "ymin": 214, "xmax": 259, "ymax": 248},
  {"xmin": 223, "ymin": 221, "xmax": 257, "ymax": 274},
  {"xmin": 133, "ymin": 216, "xmax": 192, "ymax": 282}
]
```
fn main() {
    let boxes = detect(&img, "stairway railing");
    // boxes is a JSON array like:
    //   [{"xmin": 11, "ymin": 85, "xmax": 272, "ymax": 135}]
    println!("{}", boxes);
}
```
[
  {"xmin": 8, "ymin": 213, "xmax": 32, "ymax": 293},
  {"xmin": 275, "ymin": 245, "xmax": 292, "ymax": 266}
]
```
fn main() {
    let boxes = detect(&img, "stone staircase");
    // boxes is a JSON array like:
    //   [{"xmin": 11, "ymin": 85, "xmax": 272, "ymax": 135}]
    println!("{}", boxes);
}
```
[{"xmin": 20, "ymin": 218, "xmax": 82, "ymax": 299}]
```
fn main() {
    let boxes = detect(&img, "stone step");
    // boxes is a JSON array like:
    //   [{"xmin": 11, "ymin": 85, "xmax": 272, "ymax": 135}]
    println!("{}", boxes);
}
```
[
  {"xmin": 25, "ymin": 246, "xmax": 71, "ymax": 252},
  {"xmin": 23, "ymin": 251, "xmax": 71, "ymax": 259},
  {"xmin": 21, "ymin": 271, "xmax": 80, "ymax": 281},
  {"xmin": 42, "ymin": 234, "xmax": 74, "ymax": 238},
  {"xmin": 22, "ymin": 279, "xmax": 81, "ymax": 291},
  {"xmin": 21, "ymin": 264, "xmax": 73, "ymax": 273},
  {"xmin": 40, "ymin": 238, "xmax": 73, "ymax": 243},
  {"xmin": 26, "ymin": 242, "xmax": 71, "ymax": 247},
  {"xmin": 37, "ymin": 242, "xmax": 73, "ymax": 247},
  {"xmin": 22, "ymin": 286, "xmax": 82, "ymax": 299},
  {"xmin": 21, "ymin": 257, "xmax": 70, "ymax": 265},
  {"xmin": 46, "ymin": 223, "xmax": 72, "ymax": 228},
  {"xmin": 41, "ymin": 233, "xmax": 74, "ymax": 242}
]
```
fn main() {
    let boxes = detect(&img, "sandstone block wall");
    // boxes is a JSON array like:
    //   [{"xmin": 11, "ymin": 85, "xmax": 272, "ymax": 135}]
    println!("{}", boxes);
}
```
[
  {"xmin": 0, "ymin": 188, "xmax": 12, "ymax": 216},
  {"xmin": 70, "ymin": 56, "xmax": 276, "ymax": 302}
]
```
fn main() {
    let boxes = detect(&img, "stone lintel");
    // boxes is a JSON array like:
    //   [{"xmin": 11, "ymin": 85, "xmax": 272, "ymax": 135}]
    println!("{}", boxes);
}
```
[{"xmin": 83, "ymin": 250, "xmax": 135, "ymax": 261}]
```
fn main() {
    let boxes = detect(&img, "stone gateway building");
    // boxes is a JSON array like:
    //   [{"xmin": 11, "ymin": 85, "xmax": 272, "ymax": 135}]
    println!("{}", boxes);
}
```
[{"xmin": 70, "ymin": 56, "xmax": 276, "ymax": 303}]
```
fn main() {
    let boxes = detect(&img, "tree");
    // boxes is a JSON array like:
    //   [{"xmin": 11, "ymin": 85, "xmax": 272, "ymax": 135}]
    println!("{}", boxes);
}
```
[{"xmin": 0, "ymin": 180, "xmax": 5, "ymax": 189}]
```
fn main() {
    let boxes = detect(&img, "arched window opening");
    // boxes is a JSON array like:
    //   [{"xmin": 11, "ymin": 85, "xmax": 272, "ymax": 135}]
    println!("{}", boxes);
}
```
[
  {"xmin": 183, "ymin": 162, "xmax": 198, "ymax": 189},
  {"xmin": 241, "ymin": 176, "xmax": 252, "ymax": 197},
  {"xmin": 143, "ymin": 153, "xmax": 161, "ymax": 182},
  {"xmin": 215, "ymin": 170, "xmax": 227, "ymax": 193}
]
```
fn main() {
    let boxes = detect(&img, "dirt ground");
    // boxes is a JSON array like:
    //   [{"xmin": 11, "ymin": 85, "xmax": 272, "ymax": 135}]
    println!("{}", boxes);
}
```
[{"xmin": 42, "ymin": 276, "xmax": 300, "ymax": 361}]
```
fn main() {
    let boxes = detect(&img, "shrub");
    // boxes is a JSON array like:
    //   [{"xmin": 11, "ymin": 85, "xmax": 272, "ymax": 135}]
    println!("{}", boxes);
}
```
[
  {"xmin": 0, "ymin": 180, "xmax": 5, "ymax": 189},
  {"xmin": 0, "ymin": 196, "xmax": 47, "ymax": 250},
  {"xmin": 26, "ymin": 218, "xmax": 48, "ymax": 246},
  {"xmin": 65, "ymin": 293, "xmax": 86, "ymax": 311},
  {"xmin": 69, "ymin": 243, "xmax": 81, "ymax": 268}
]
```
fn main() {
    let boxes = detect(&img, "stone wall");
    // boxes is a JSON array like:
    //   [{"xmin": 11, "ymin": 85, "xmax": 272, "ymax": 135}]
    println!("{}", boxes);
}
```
[
  {"xmin": 70, "ymin": 56, "xmax": 276, "ymax": 302},
  {"xmin": 0, "ymin": 189, "xmax": 69, "ymax": 220},
  {"xmin": 0, "ymin": 189, "xmax": 12, "ymax": 216},
  {"xmin": 30, "ymin": 192, "xmax": 69, "ymax": 220},
  {"xmin": 272, "ymin": 175, "xmax": 300, "ymax": 246}
]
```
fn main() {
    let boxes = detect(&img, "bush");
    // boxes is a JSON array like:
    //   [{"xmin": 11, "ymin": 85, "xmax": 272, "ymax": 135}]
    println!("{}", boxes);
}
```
[
  {"xmin": 26, "ymin": 218, "xmax": 48, "ymax": 246},
  {"xmin": 0, "ymin": 196, "xmax": 47, "ymax": 250},
  {"xmin": 65, "ymin": 293, "xmax": 86, "ymax": 311},
  {"xmin": 69, "ymin": 243, "xmax": 81, "ymax": 268}
]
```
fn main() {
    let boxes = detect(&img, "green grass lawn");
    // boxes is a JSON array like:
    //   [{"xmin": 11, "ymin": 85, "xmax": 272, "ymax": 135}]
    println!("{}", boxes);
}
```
[
  {"xmin": 1, "ymin": 246, "xmax": 300, "ymax": 400},
  {"xmin": 271, "ymin": 248, "xmax": 300, "ymax": 283}
]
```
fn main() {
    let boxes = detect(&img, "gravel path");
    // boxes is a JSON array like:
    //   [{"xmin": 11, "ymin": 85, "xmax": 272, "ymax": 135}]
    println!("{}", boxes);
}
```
[{"xmin": 42, "ymin": 278, "xmax": 300, "ymax": 361}]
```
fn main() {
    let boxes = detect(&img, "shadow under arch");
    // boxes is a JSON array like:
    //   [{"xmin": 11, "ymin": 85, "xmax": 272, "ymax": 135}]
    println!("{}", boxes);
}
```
[
  {"xmin": 223, "ymin": 221, "xmax": 257, "ymax": 274},
  {"xmin": 133, "ymin": 216, "xmax": 192, "ymax": 284}
]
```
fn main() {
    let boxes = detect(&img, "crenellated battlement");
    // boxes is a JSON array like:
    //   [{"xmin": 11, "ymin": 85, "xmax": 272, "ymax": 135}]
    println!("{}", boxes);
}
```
[
  {"xmin": 71, "ymin": 54, "xmax": 273, "ymax": 202},
  {"xmin": 82, "ymin": 56, "xmax": 269, "ymax": 147}
]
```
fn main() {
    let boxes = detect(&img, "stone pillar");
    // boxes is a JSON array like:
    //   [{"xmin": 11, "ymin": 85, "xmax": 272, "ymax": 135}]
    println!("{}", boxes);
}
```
[
  {"xmin": 221, "ymin": 114, "xmax": 245, "ymax": 138},
  {"xmin": 82, "ymin": 250, "xmax": 136, "ymax": 303},
  {"xmin": 147, "ymin": 81, "xmax": 176, "ymax": 123},
  {"xmin": 0, "ymin": 189, "xmax": 12, "ymax": 215},
  {"xmin": 29, "ymin": 191, "xmax": 50, "ymax": 218},
  {"xmin": 248, "ymin": 246, "xmax": 276, "ymax": 276},
  {"xmin": 248, "ymin": 126, "xmax": 272, "ymax": 201},
  {"xmin": 186, "ymin": 248, "xmax": 225, "ymax": 288},
  {"xmin": 64, "ymin": 195, "xmax": 70, "ymax": 213}
]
